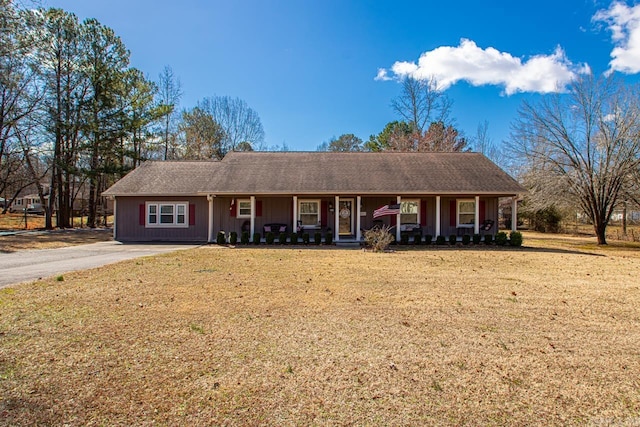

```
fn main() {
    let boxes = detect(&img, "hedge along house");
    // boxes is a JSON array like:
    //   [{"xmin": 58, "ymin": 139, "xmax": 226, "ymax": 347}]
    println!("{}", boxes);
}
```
[{"xmin": 102, "ymin": 151, "xmax": 526, "ymax": 243}]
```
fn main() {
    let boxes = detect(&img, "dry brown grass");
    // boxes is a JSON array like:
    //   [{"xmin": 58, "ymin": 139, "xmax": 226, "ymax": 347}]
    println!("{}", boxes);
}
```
[
  {"xmin": 0, "ymin": 213, "xmax": 111, "ymax": 231},
  {"xmin": 0, "ymin": 228, "xmax": 113, "ymax": 253},
  {"xmin": 1, "ymin": 233, "xmax": 639, "ymax": 425}
]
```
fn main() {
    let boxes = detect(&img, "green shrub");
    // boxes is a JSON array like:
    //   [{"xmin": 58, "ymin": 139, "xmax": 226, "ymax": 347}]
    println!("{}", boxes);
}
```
[
  {"xmin": 462, "ymin": 234, "xmax": 471, "ymax": 245},
  {"xmin": 314, "ymin": 232, "xmax": 322, "ymax": 245},
  {"xmin": 483, "ymin": 234, "xmax": 493, "ymax": 245},
  {"xmin": 495, "ymin": 231, "xmax": 508, "ymax": 246},
  {"xmin": 424, "ymin": 234, "xmax": 433, "ymax": 245},
  {"xmin": 290, "ymin": 232, "xmax": 299, "ymax": 245},
  {"xmin": 302, "ymin": 233, "xmax": 310, "ymax": 245},
  {"xmin": 216, "ymin": 231, "xmax": 226, "ymax": 245},
  {"xmin": 400, "ymin": 234, "xmax": 409, "ymax": 245},
  {"xmin": 448, "ymin": 234, "xmax": 457, "ymax": 245},
  {"xmin": 509, "ymin": 231, "xmax": 523, "ymax": 247},
  {"xmin": 265, "ymin": 232, "xmax": 275, "ymax": 245},
  {"xmin": 252, "ymin": 232, "xmax": 261, "ymax": 245},
  {"xmin": 413, "ymin": 234, "xmax": 422, "ymax": 245},
  {"xmin": 241, "ymin": 231, "xmax": 250, "ymax": 244},
  {"xmin": 325, "ymin": 231, "xmax": 333, "ymax": 245},
  {"xmin": 472, "ymin": 234, "xmax": 481, "ymax": 245},
  {"xmin": 435, "ymin": 235, "xmax": 446, "ymax": 245},
  {"xmin": 229, "ymin": 231, "xmax": 238, "ymax": 245},
  {"xmin": 279, "ymin": 232, "xmax": 287, "ymax": 244}
]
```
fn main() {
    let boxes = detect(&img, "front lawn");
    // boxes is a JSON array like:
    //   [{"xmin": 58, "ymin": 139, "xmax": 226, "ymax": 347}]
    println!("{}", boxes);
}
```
[{"xmin": 1, "ymin": 234, "xmax": 639, "ymax": 425}]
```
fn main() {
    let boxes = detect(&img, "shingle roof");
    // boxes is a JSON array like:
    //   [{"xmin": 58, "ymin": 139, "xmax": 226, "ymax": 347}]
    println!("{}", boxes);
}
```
[
  {"xmin": 102, "ymin": 160, "xmax": 221, "ymax": 196},
  {"xmin": 103, "ymin": 152, "xmax": 525, "ymax": 196}
]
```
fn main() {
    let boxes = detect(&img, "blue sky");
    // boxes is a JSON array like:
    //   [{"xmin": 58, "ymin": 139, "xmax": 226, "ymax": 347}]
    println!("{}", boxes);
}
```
[{"xmin": 44, "ymin": 0, "xmax": 640, "ymax": 152}]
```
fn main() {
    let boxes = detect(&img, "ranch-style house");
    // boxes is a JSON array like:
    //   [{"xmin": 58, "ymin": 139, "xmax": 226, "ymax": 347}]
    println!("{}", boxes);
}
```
[{"xmin": 102, "ymin": 151, "xmax": 526, "ymax": 243}]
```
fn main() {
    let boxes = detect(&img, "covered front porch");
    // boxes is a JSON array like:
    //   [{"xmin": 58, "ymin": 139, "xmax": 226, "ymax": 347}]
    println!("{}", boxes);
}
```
[{"xmin": 204, "ymin": 194, "xmax": 520, "ymax": 244}]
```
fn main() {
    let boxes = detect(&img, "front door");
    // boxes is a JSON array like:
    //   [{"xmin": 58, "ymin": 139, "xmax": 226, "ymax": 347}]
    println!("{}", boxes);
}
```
[{"xmin": 338, "ymin": 198, "xmax": 354, "ymax": 236}]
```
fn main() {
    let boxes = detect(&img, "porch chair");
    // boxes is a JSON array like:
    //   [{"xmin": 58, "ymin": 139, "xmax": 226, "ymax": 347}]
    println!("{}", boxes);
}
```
[{"xmin": 480, "ymin": 219, "xmax": 495, "ymax": 234}]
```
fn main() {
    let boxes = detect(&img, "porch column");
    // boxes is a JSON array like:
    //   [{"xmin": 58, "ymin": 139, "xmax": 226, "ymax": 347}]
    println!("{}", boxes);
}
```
[
  {"xmin": 356, "ymin": 195, "xmax": 362, "ymax": 241},
  {"xmin": 474, "ymin": 195, "xmax": 480, "ymax": 235},
  {"xmin": 435, "ymin": 195, "xmax": 441, "ymax": 237},
  {"xmin": 250, "ymin": 195, "xmax": 256, "ymax": 237},
  {"xmin": 396, "ymin": 196, "xmax": 401, "ymax": 243},
  {"xmin": 292, "ymin": 196, "xmax": 297, "ymax": 234},
  {"xmin": 512, "ymin": 196, "xmax": 518, "ymax": 232},
  {"xmin": 334, "ymin": 195, "xmax": 340, "ymax": 242},
  {"xmin": 207, "ymin": 194, "xmax": 215, "ymax": 243}
]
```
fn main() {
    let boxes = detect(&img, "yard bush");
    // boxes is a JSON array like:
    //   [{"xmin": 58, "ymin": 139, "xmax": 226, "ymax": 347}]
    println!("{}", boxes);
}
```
[
  {"xmin": 279, "ymin": 232, "xmax": 287, "ymax": 244},
  {"xmin": 435, "ymin": 235, "xmax": 446, "ymax": 245},
  {"xmin": 265, "ymin": 232, "xmax": 275, "ymax": 245},
  {"xmin": 241, "ymin": 231, "xmax": 250, "ymax": 244},
  {"xmin": 424, "ymin": 234, "xmax": 433, "ymax": 245},
  {"xmin": 448, "ymin": 234, "xmax": 457, "ymax": 245},
  {"xmin": 484, "ymin": 234, "xmax": 493, "ymax": 245},
  {"xmin": 462, "ymin": 234, "xmax": 471, "ymax": 245},
  {"xmin": 314, "ymin": 232, "xmax": 322, "ymax": 245},
  {"xmin": 472, "ymin": 234, "xmax": 481, "ymax": 245},
  {"xmin": 413, "ymin": 234, "xmax": 422, "ymax": 245},
  {"xmin": 325, "ymin": 231, "xmax": 333, "ymax": 245},
  {"xmin": 510, "ymin": 231, "xmax": 523, "ymax": 247},
  {"xmin": 495, "ymin": 231, "xmax": 508, "ymax": 246},
  {"xmin": 252, "ymin": 232, "xmax": 261, "ymax": 245},
  {"xmin": 290, "ymin": 232, "xmax": 299, "ymax": 245},
  {"xmin": 229, "ymin": 231, "xmax": 238, "ymax": 245},
  {"xmin": 216, "ymin": 231, "xmax": 226, "ymax": 245},
  {"xmin": 302, "ymin": 233, "xmax": 310, "ymax": 245},
  {"xmin": 364, "ymin": 225, "xmax": 395, "ymax": 252}
]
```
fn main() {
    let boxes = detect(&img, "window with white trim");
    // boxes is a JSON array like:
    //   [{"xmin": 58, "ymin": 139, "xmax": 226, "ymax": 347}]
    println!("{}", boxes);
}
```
[
  {"xmin": 298, "ymin": 200, "xmax": 320, "ymax": 227},
  {"xmin": 457, "ymin": 199, "xmax": 475, "ymax": 227},
  {"xmin": 146, "ymin": 202, "xmax": 188, "ymax": 227},
  {"xmin": 401, "ymin": 200, "xmax": 419, "ymax": 224},
  {"xmin": 237, "ymin": 199, "xmax": 251, "ymax": 218}
]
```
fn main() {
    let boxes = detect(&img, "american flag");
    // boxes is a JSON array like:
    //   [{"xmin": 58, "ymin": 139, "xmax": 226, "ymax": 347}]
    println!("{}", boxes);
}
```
[{"xmin": 373, "ymin": 204, "xmax": 401, "ymax": 219}]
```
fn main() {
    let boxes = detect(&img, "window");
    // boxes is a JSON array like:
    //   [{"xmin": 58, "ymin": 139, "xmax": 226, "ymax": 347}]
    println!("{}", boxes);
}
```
[
  {"xmin": 298, "ymin": 200, "xmax": 320, "ymax": 227},
  {"xmin": 146, "ymin": 202, "xmax": 188, "ymax": 228},
  {"xmin": 457, "ymin": 199, "xmax": 475, "ymax": 227},
  {"xmin": 401, "ymin": 200, "xmax": 419, "ymax": 224},
  {"xmin": 237, "ymin": 199, "xmax": 251, "ymax": 218}
]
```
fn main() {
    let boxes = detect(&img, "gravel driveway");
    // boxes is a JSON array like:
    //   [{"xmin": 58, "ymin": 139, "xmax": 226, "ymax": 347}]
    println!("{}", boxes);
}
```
[{"xmin": 0, "ymin": 241, "xmax": 200, "ymax": 288}]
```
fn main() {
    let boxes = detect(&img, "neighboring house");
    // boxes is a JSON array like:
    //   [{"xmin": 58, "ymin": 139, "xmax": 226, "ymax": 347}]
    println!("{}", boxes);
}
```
[
  {"xmin": 102, "ymin": 151, "xmax": 526, "ymax": 243},
  {"xmin": 9, "ymin": 193, "xmax": 47, "ymax": 214}
]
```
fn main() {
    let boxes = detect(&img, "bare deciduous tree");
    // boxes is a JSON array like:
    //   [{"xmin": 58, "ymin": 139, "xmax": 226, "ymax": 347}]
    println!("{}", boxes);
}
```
[
  {"xmin": 157, "ymin": 65, "xmax": 182, "ymax": 160},
  {"xmin": 198, "ymin": 95, "xmax": 265, "ymax": 153},
  {"xmin": 509, "ymin": 75, "xmax": 640, "ymax": 245},
  {"xmin": 180, "ymin": 107, "xmax": 225, "ymax": 160},
  {"xmin": 391, "ymin": 76, "xmax": 452, "ymax": 133}
]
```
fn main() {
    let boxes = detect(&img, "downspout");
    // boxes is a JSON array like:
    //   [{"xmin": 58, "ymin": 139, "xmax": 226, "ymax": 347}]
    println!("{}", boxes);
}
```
[{"xmin": 108, "ymin": 196, "xmax": 116, "ymax": 240}]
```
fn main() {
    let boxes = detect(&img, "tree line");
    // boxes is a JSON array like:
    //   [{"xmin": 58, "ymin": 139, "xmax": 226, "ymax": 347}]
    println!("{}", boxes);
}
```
[
  {"xmin": 0, "ymin": 2, "xmax": 265, "ymax": 228},
  {"xmin": 317, "ymin": 77, "xmax": 474, "ymax": 153}
]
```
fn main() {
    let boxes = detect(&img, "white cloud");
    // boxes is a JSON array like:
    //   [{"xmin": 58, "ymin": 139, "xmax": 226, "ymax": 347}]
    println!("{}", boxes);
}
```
[
  {"xmin": 593, "ymin": 1, "xmax": 640, "ymax": 74},
  {"xmin": 376, "ymin": 39, "xmax": 589, "ymax": 95}
]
